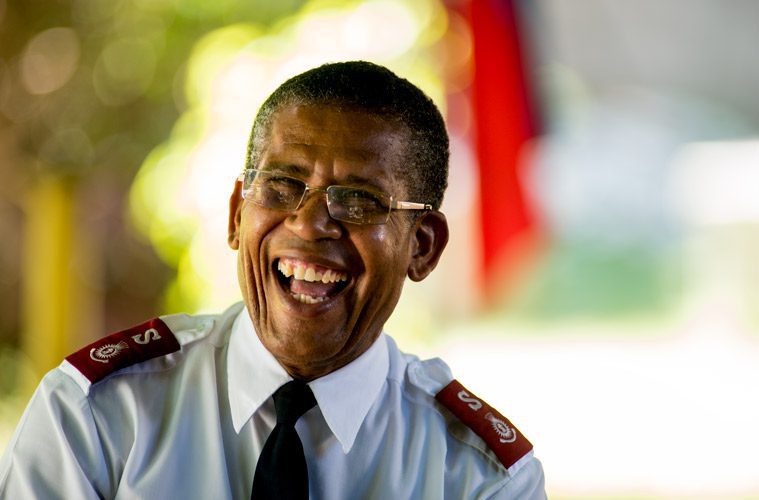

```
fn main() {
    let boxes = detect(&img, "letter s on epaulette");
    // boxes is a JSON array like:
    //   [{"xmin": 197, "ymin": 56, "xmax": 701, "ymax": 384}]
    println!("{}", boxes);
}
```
[
  {"xmin": 65, "ymin": 318, "xmax": 180, "ymax": 385},
  {"xmin": 436, "ymin": 380, "xmax": 533, "ymax": 470}
]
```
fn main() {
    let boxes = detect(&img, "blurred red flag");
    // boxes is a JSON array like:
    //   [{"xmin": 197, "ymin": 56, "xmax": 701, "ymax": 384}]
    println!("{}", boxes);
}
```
[{"xmin": 463, "ymin": 0, "xmax": 540, "ymax": 300}]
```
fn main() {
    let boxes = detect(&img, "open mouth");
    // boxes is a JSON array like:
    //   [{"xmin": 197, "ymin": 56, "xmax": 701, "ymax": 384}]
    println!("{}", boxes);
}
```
[{"xmin": 274, "ymin": 257, "xmax": 350, "ymax": 304}]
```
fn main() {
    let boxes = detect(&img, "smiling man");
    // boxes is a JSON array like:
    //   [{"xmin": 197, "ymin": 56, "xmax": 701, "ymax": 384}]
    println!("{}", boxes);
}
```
[
  {"xmin": 1, "ymin": 62, "xmax": 546, "ymax": 499},
  {"xmin": 230, "ymin": 101, "xmax": 443, "ymax": 382}
]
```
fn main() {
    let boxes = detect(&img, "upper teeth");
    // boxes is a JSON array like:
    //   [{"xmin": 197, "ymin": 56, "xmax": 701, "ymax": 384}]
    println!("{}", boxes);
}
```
[{"xmin": 278, "ymin": 260, "xmax": 348, "ymax": 283}]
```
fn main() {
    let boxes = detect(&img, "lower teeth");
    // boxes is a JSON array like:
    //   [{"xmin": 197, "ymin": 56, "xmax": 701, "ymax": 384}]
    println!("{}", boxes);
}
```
[{"xmin": 292, "ymin": 293, "xmax": 326, "ymax": 304}]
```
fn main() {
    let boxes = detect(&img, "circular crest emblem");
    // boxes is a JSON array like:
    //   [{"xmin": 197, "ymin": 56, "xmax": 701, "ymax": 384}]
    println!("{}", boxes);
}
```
[
  {"xmin": 485, "ymin": 412, "xmax": 517, "ymax": 443},
  {"xmin": 90, "ymin": 341, "xmax": 129, "ymax": 364}
]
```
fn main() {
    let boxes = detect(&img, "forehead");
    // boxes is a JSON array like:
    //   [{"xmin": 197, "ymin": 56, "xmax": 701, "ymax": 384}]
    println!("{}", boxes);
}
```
[{"xmin": 261, "ymin": 104, "xmax": 408, "ymax": 184}]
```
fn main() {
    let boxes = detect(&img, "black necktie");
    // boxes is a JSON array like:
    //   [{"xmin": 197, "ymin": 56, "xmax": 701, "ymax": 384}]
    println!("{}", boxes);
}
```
[{"xmin": 251, "ymin": 380, "xmax": 317, "ymax": 499}]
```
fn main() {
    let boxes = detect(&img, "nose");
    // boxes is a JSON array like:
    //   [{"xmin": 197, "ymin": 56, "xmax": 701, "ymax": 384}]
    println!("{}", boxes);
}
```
[{"xmin": 284, "ymin": 189, "xmax": 343, "ymax": 240}]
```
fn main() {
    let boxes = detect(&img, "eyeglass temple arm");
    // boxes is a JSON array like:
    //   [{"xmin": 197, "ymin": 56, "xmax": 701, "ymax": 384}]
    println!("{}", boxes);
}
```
[{"xmin": 393, "ymin": 201, "xmax": 432, "ymax": 211}]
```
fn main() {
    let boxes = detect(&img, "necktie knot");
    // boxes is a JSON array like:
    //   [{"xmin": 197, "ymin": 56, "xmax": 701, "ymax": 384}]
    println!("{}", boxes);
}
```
[{"xmin": 273, "ymin": 380, "xmax": 316, "ymax": 427}]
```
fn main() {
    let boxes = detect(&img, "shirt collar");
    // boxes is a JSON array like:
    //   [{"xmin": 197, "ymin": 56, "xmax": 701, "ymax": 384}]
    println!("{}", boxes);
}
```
[
  {"xmin": 308, "ymin": 332, "xmax": 388, "ymax": 453},
  {"xmin": 228, "ymin": 308, "xmax": 291, "ymax": 433},
  {"xmin": 227, "ymin": 306, "xmax": 389, "ymax": 454}
]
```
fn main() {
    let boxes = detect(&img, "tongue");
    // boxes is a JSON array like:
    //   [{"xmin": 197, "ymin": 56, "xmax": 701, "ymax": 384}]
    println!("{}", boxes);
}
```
[{"xmin": 290, "ymin": 279, "xmax": 338, "ymax": 297}]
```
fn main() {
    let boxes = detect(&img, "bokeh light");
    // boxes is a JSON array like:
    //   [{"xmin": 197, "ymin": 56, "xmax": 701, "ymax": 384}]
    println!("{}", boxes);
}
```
[{"xmin": 20, "ymin": 27, "xmax": 80, "ymax": 96}]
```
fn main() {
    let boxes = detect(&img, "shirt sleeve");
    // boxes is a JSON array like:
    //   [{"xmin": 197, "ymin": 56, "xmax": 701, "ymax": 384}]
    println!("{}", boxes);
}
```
[
  {"xmin": 0, "ymin": 369, "xmax": 110, "ymax": 499},
  {"xmin": 490, "ymin": 455, "xmax": 547, "ymax": 500}
]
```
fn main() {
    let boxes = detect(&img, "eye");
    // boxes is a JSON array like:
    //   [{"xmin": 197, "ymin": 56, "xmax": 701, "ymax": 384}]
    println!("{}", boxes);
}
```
[
  {"xmin": 340, "ymin": 189, "xmax": 385, "ymax": 209},
  {"xmin": 262, "ymin": 175, "xmax": 304, "ymax": 194}
]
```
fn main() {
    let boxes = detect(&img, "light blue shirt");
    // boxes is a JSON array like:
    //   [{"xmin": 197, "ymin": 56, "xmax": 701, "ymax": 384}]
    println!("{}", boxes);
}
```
[{"xmin": 1, "ymin": 302, "xmax": 545, "ymax": 499}]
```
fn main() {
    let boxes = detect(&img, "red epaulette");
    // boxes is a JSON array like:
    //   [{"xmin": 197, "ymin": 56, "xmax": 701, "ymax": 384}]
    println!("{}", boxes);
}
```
[
  {"xmin": 65, "ymin": 317, "xmax": 180, "ymax": 384},
  {"xmin": 435, "ymin": 379, "xmax": 533, "ymax": 470}
]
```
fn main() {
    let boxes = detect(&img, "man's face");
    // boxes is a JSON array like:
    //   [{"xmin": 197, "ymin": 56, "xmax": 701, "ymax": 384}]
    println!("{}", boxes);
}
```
[{"xmin": 229, "ymin": 104, "xmax": 424, "ymax": 380}]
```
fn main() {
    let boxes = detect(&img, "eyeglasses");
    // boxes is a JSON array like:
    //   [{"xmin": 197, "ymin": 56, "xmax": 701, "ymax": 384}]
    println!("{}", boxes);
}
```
[{"xmin": 238, "ymin": 168, "xmax": 432, "ymax": 225}]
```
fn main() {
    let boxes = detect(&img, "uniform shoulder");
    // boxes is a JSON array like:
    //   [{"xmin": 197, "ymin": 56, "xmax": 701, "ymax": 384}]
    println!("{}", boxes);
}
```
[
  {"xmin": 61, "ymin": 316, "xmax": 182, "ymax": 393},
  {"xmin": 59, "ymin": 303, "xmax": 243, "ymax": 394},
  {"xmin": 406, "ymin": 357, "xmax": 534, "ymax": 472}
]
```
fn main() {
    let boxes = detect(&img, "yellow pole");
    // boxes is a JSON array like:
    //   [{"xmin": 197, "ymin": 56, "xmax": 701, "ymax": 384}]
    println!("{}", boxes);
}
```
[{"xmin": 20, "ymin": 175, "xmax": 99, "ymax": 394}]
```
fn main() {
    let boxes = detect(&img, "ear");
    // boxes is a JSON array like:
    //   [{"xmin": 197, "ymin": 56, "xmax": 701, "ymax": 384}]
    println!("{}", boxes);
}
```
[
  {"xmin": 228, "ymin": 179, "xmax": 243, "ymax": 250},
  {"xmin": 407, "ymin": 210, "xmax": 449, "ymax": 282}
]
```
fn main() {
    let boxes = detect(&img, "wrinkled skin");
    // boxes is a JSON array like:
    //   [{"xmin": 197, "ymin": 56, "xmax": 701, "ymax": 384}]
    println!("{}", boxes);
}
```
[{"xmin": 228, "ymin": 104, "xmax": 448, "ymax": 380}]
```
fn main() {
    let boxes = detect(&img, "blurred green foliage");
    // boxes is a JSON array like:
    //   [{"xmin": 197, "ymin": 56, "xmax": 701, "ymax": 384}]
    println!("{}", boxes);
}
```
[
  {"xmin": 507, "ymin": 239, "xmax": 682, "ymax": 323},
  {"xmin": 0, "ymin": 0, "xmax": 307, "ymax": 178}
]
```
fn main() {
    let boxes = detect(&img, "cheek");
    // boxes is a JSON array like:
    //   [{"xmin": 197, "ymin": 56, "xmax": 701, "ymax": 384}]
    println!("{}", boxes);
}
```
[
  {"xmin": 237, "ymin": 209, "xmax": 276, "ymax": 286},
  {"xmin": 235, "ymin": 236, "xmax": 256, "ymax": 303},
  {"xmin": 357, "ymin": 227, "xmax": 411, "ymax": 281},
  {"xmin": 239, "ymin": 206, "xmax": 275, "ymax": 253}
]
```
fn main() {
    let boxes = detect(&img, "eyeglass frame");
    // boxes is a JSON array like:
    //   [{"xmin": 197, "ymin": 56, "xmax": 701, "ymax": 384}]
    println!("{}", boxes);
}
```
[{"xmin": 237, "ymin": 168, "xmax": 433, "ymax": 225}]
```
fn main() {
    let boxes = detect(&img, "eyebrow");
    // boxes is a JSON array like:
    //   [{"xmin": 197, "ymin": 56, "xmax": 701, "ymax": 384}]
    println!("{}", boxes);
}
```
[{"xmin": 259, "ymin": 163, "xmax": 309, "ymax": 177}]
